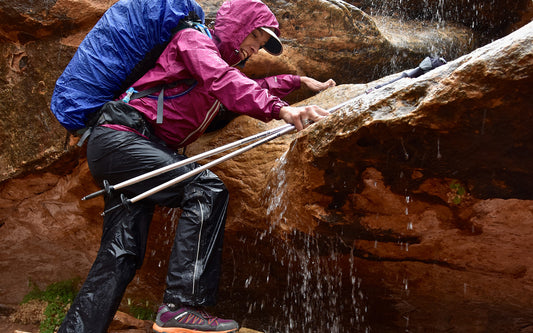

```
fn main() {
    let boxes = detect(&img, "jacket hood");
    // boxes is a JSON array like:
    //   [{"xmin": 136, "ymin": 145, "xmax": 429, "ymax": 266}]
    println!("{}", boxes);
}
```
[{"xmin": 213, "ymin": 0, "xmax": 281, "ymax": 66}]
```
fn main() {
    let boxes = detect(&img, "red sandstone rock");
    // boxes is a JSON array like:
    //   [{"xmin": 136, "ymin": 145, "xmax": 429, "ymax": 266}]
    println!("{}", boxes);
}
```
[{"xmin": 0, "ymin": 1, "xmax": 532, "ymax": 332}]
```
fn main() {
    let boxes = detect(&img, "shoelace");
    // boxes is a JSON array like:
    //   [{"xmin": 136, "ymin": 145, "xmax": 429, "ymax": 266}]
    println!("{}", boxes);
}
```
[
  {"xmin": 198, "ymin": 309, "xmax": 220, "ymax": 326},
  {"xmin": 174, "ymin": 308, "xmax": 220, "ymax": 327}
]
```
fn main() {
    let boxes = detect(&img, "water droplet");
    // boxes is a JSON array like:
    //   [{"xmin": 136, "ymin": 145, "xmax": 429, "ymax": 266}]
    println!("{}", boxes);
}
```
[{"xmin": 245, "ymin": 276, "xmax": 252, "ymax": 288}]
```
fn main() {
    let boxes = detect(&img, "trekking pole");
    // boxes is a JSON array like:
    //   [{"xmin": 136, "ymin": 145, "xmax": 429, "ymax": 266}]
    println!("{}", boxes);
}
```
[
  {"xmin": 99, "ymin": 95, "xmax": 357, "ymax": 216},
  {"xmin": 86, "ymin": 90, "xmax": 368, "ymax": 204},
  {"xmin": 82, "ymin": 123, "xmax": 293, "ymax": 201},
  {"xmin": 365, "ymin": 56, "xmax": 446, "ymax": 94},
  {"xmin": 88, "ymin": 55, "xmax": 447, "ymax": 204},
  {"xmin": 101, "ymin": 124, "xmax": 296, "ymax": 216}
]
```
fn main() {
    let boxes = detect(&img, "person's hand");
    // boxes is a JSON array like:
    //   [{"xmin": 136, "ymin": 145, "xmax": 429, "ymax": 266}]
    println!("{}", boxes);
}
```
[
  {"xmin": 279, "ymin": 105, "xmax": 330, "ymax": 131},
  {"xmin": 300, "ymin": 76, "xmax": 336, "ymax": 92}
]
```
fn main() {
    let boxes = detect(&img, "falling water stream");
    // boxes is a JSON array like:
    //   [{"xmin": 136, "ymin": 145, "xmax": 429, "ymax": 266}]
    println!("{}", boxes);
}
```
[{"xmin": 227, "ymin": 152, "xmax": 372, "ymax": 333}]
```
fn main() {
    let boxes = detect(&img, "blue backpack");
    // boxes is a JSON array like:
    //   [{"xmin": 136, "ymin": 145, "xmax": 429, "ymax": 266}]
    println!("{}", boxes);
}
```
[{"xmin": 50, "ymin": 0, "xmax": 206, "ymax": 134}]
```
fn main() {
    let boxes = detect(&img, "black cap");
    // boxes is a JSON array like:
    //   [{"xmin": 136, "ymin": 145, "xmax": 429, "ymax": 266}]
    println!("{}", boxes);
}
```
[{"xmin": 260, "ymin": 27, "xmax": 283, "ymax": 55}]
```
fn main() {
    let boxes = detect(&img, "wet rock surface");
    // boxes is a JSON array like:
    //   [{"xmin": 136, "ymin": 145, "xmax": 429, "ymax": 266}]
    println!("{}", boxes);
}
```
[
  {"xmin": 256, "ymin": 22, "xmax": 533, "ymax": 332},
  {"xmin": 0, "ymin": 0, "xmax": 532, "ymax": 332}
]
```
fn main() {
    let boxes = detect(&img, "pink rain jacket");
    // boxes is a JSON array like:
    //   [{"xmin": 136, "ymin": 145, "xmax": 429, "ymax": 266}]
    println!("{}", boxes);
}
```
[{"xmin": 121, "ymin": 0, "xmax": 301, "ymax": 149}]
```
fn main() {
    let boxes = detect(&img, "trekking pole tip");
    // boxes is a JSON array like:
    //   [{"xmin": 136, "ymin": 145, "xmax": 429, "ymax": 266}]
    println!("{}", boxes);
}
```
[
  {"xmin": 82, "ymin": 181, "xmax": 115, "ymax": 201},
  {"xmin": 101, "ymin": 195, "xmax": 132, "ymax": 216},
  {"xmin": 82, "ymin": 189, "xmax": 105, "ymax": 201},
  {"xmin": 101, "ymin": 203, "xmax": 121, "ymax": 216}
]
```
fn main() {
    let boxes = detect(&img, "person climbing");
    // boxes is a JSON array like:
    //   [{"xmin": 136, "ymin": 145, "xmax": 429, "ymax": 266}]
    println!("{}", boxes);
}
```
[{"xmin": 57, "ymin": 0, "xmax": 335, "ymax": 332}]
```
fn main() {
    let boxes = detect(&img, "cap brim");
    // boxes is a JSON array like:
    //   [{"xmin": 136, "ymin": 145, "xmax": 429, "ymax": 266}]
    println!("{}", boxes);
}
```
[{"xmin": 260, "ymin": 27, "xmax": 283, "ymax": 56}]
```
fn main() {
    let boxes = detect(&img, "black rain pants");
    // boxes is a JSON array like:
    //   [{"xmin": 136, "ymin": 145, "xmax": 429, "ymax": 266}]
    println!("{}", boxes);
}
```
[{"xmin": 58, "ymin": 125, "xmax": 229, "ymax": 333}]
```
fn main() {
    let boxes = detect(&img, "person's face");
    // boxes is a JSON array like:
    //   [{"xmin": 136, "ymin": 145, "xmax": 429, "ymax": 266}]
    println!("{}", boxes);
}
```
[{"xmin": 238, "ymin": 28, "xmax": 271, "ymax": 60}]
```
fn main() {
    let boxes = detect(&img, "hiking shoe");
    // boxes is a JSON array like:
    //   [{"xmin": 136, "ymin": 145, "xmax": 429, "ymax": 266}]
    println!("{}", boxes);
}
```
[{"xmin": 152, "ymin": 304, "xmax": 239, "ymax": 333}]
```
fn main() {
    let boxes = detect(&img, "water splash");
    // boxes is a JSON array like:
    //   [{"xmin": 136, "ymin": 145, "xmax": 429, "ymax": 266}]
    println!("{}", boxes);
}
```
[
  {"xmin": 253, "ymin": 151, "xmax": 371, "ymax": 332},
  {"xmin": 405, "ymin": 194, "xmax": 411, "ymax": 229},
  {"xmin": 263, "ymin": 231, "xmax": 370, "ymax": 333},
  {"xmin": 265, "ymin": 152, "xmax": 289, "ymax": 232},
  {"xmin": 437, "ymin": 137, "xmax": 442, "ymax": 159}
]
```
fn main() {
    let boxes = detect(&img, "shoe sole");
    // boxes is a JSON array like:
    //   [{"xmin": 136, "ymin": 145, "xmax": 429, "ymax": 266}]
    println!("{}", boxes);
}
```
[{"xmin": 152, "ymin": 322, "xmax": 238, "ymax": 333}]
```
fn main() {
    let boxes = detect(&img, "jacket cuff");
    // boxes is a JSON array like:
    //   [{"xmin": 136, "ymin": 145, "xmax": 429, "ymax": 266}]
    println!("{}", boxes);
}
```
[
  {"xmin": 272, "ymin": 100, "xmax": 289, "ymax": 120},
  {"xmin": 294, "ymin": 75, "xmax": 302, "ymax": 90}
]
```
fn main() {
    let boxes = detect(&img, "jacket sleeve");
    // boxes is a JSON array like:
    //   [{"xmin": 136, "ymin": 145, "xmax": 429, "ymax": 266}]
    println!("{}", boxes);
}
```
[
  {"xmin": 177, "ymin": 30, "xmax": 288, "ymax": 121},
  {"xmin": 254, "ymin": 75, "xmax": 301, "ymax": 99}
]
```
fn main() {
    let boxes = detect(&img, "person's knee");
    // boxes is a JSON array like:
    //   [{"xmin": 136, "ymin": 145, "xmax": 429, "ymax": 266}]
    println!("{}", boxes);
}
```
[
  {"xmin": 209, "ymin": 175, "xmax": 229, "ymax": 204},
  {"xmin": 107, "ymin": 251, "xmax": 139, "ymax": 283},
  {"xmin": 204, "ymin": 170, "xmax": 227, "ymax": 191}
]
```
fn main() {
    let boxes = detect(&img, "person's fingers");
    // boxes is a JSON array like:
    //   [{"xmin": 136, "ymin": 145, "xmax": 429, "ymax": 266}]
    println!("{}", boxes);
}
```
[
  {"xmin": 287, "ymin": 106, "xmax": 305, "ymax": 130},
  {"xmin": 308, "ymin": 105, "xmax": 329, "ymax": 118},
  {"xmin": 301, "ymin": 77, "xmax": 336, "ymax": 92},
  {"xmin": 326, "ymin": 79, "xmax": 336, "ymax": 88},
  {"xmin": 280, "ymin": 105, "xmax": 330, "ymax": 131},
  {"xmin": 294, "ymin": 116, "xmax": 305, "ymax": 131},
  {"xmin": 316, "ymin": 79, "xmax": 335, "ymax": 92},
  {"xmin": 302, "ymin": 106, "xmax": 329, "ymax": 127}
]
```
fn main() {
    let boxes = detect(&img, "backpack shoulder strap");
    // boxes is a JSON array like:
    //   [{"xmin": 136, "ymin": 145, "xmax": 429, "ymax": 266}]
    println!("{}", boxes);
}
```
[{"xmin": 121, "ymin": 19, "xmax": 212, "ymax": 124}]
